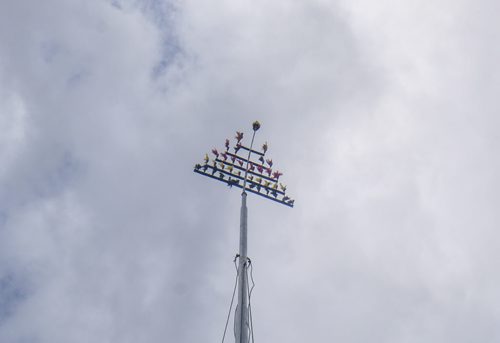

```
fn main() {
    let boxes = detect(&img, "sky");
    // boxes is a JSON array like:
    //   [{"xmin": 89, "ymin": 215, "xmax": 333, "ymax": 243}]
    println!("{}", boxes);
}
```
[{"xmin": 1, "ymin": 0, "xmax": 500, "ymax": 342}]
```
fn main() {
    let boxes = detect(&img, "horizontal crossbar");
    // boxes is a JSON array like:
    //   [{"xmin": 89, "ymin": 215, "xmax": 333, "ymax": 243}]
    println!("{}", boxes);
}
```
[
  {"xmin": 215, "ymin": 158, "xmax": 280, "ymax": 184},
  {"xmin": 193, "ymin": 169, "xmax": 293, "ymax": 207}
]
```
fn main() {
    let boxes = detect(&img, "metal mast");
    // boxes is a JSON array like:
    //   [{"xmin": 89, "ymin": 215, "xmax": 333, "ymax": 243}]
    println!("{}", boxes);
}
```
[{"xmin": 193, "ymin": 121, "xmax": 294, "ymax": 343}]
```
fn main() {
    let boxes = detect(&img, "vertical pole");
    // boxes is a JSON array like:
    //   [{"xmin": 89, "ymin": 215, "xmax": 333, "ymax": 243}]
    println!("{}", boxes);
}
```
[
  {"xmin": 235, "ymin": 122, "xmax": 259, "ymax": 343},
  {"xmin": 235, "ymin": 191, "xmax": 249, "ymax": 343}
]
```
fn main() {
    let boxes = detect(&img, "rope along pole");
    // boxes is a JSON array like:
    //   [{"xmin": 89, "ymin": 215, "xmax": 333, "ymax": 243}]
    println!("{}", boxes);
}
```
[{"xmin": 222, "ymin": 255, "xmax": 240, "ymax": 343}]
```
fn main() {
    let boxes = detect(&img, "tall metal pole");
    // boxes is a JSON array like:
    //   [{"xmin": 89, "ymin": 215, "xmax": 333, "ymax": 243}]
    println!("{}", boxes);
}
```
[
  {"xmin": 235, "ymin": 124, "xmax": 257, "ymax": 343},
  {"xmin": 235, "ymin": 191, "xmax": 249, "ymax": 343},
  {"xmin": 192, "ymin": 121, "xmax": 295, "ymax": 343}
]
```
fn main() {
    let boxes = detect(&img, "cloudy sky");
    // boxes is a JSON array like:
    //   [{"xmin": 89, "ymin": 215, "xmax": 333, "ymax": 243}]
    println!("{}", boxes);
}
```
[{"xmin": 1, "ymin": 0, "xmax": 500, "ymax": 342}]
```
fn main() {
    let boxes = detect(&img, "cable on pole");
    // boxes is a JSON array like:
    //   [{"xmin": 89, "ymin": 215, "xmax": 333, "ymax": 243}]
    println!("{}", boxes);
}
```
[
  {"xmin": 221, "ymin": 255, "xmax": 240, "ymax": 343},
  {"xmin": 246, "ymin": 258, "xmax": 256, "ymax": 343}
]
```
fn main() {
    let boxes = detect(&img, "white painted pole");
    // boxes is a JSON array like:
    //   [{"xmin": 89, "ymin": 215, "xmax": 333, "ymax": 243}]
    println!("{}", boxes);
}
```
[
  {"xmin": 235, "ymin": 122, "xmax": 259, "ymax": 343},
  {"xmin": 235, "ymin": 191, "xmax": 249, "ymax": 343}
]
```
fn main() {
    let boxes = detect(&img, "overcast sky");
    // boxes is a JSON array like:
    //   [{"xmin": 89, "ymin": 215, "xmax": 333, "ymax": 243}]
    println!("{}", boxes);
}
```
[{"xmin": 1, "ymin": 0, "xmax": 500, "ymax": 342}]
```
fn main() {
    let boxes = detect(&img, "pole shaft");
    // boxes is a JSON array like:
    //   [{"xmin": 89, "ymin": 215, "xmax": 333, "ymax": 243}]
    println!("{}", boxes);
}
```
[
  {"xmin": 235, "ymin": 192, "xmax": 249, "ymax": 343},
  {"xmin": 236, "ymin": 126, "xmax": 256, "ymax": 343}
]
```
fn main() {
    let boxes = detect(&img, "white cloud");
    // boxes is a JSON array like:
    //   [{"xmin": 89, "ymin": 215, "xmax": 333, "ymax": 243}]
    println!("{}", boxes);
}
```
[{"xmin": 0, "ymin": 0, "xmax": 499, "ymax": 342}]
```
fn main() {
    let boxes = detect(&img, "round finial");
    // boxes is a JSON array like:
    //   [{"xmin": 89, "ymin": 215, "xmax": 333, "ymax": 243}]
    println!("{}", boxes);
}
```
[{"xmin": 252, "ymin": 121, "xmax": 261, "ymax": 131}]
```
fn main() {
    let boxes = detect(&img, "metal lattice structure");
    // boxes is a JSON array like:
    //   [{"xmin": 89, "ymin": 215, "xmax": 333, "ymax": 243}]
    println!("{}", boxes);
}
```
[{"xmin": 193, "ymin": 122, "xmax": 295, "ymax": 207}]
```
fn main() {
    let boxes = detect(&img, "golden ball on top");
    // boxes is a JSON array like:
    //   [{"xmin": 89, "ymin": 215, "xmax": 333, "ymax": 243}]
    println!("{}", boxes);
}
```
[{"xmin": 252, "ymin": 121, "xmax": 261, "ymax": 131}]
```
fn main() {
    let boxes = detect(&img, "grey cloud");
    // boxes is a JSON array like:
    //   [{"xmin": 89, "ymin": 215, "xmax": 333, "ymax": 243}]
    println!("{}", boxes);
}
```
[{"xmin": 1, "ymin": 0, "xmax": 499, "ymax": 342}]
